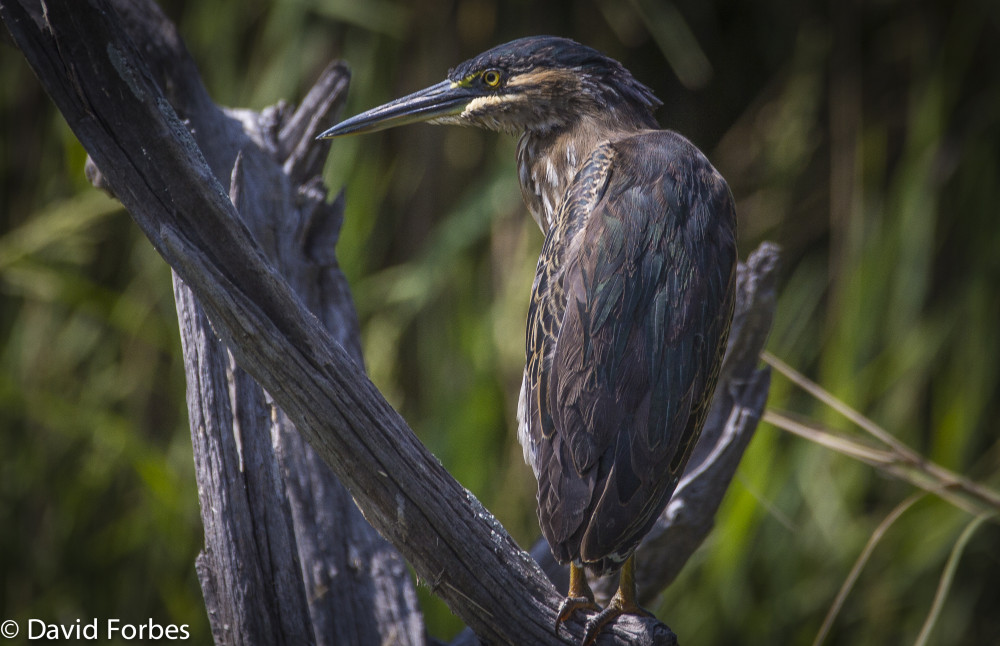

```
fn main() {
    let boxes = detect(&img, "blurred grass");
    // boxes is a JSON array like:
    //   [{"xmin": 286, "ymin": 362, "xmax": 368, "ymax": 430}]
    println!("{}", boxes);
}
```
[{"xmin": 2, "ymin": 0, "xmax": 999, "ymax": 644}]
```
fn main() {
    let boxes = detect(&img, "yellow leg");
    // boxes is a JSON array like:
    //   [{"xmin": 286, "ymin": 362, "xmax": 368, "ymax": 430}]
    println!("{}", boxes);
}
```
[
  {"xmin": 581, "ymin": 556, "xmax": 653, "ymax": 646},
  {"xmin": 554, "ymin": 562, "xmax": 600, "ymax": 633}
]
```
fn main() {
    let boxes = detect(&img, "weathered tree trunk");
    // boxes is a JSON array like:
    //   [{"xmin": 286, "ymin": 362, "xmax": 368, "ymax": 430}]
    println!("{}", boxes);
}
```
[
  {"xmin": 2, "ymin": 1, "xmax": 777, "ymax": 644},
  {"xmin": 171, "ymin": 67, "xmax": 424, "ymax": 646},
  {"xmin": 5, "ymin": 1, "xmax": 423, "ymax": 644}
]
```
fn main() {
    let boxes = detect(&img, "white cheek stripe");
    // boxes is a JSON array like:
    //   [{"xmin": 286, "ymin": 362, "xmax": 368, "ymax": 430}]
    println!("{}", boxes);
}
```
[{"xmin": 461, "ymin": 94, "xmax": 510, "ymax": 117}]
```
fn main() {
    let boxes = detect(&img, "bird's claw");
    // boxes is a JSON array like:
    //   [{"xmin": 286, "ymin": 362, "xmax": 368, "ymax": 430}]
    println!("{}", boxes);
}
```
[{"xmin": 554, "ymin": 596, "xmax": 600, "ymax": 635}]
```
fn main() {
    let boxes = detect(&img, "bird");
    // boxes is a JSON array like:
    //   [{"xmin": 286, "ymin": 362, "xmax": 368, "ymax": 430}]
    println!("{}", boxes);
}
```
[{"xmin": 319, "ymin": 36, "xmax": 737, "ymax": 645}]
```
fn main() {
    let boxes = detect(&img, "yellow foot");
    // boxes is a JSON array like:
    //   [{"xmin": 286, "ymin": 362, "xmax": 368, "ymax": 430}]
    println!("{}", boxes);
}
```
[
  {"xmin": 581, "ymin": 601, "xmax": 654, "ymax": 646},
  {"xmin": 556, "ymin": 561, "xmax": 600, "ymax": 635},
  {"xmin": 554, "ymin": 595, "xmax": 600, "ymax": 634}
]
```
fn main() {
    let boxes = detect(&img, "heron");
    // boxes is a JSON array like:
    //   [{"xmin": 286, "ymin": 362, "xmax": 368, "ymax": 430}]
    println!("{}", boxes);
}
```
[{"xmin": 319, "ymin": 35, "xmax": 737, "ymax": 644}]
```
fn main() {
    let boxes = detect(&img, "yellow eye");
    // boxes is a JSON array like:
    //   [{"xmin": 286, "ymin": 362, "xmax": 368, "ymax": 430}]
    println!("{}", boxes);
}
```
[{"xmin": 482, "ymin": 69, "xmax": 502, "ymax": 88}]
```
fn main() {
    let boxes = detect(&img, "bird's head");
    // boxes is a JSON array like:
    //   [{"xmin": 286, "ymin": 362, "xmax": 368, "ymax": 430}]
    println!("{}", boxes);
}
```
[{"xmin": 318, "ymin": 36, "xmax": 661, "ymax": 139}]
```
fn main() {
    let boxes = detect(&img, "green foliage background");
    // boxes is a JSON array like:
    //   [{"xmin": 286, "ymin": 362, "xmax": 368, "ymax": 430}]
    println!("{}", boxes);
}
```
[{"xmin": 2, "ymin": 0, "xmax": 998, "ymax": 643}]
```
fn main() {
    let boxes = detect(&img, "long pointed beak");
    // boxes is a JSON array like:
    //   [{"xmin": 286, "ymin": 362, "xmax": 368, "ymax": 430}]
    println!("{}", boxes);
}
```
[{"xmin": 317, "ymin": 80, "xmax": 475, "ymax": 139}]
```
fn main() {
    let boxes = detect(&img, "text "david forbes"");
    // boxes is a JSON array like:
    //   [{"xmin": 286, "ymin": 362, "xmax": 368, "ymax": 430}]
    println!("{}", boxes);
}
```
[{"xmin": 28, "ymin": 618, "xmax": 190, "ymax": 640}]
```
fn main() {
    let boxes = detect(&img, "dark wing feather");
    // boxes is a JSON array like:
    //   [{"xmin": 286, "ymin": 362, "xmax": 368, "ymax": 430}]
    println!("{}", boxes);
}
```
[{"xmin": 522, "ymin": 130, "xmax": 737, "ymax": 573}]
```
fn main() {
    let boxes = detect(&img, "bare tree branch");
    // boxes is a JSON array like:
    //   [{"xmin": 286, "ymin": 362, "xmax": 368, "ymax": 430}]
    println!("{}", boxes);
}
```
[
  {"xmin": 7, "ymin": 0, "xmax": 424, "ymax": 643},
  {"xmin": 1, "ymin": 0, "xmax": 682, "ymax": 643},
  {"xmin": 82, "ymin": 0, "xmax": 425, "ymax": 641}
]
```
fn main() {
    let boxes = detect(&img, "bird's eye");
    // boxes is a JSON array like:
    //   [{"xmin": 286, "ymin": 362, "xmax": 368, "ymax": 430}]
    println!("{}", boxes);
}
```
[{"xmin": 482, "ymin": 69, "xmax": 502, "ymax": 88}]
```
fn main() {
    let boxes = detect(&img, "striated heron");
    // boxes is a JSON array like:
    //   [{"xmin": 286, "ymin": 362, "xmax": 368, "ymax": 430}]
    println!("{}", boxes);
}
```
[{"xmin": 319, "ymin": 36, "xmax": 737, "ymax": 644}]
